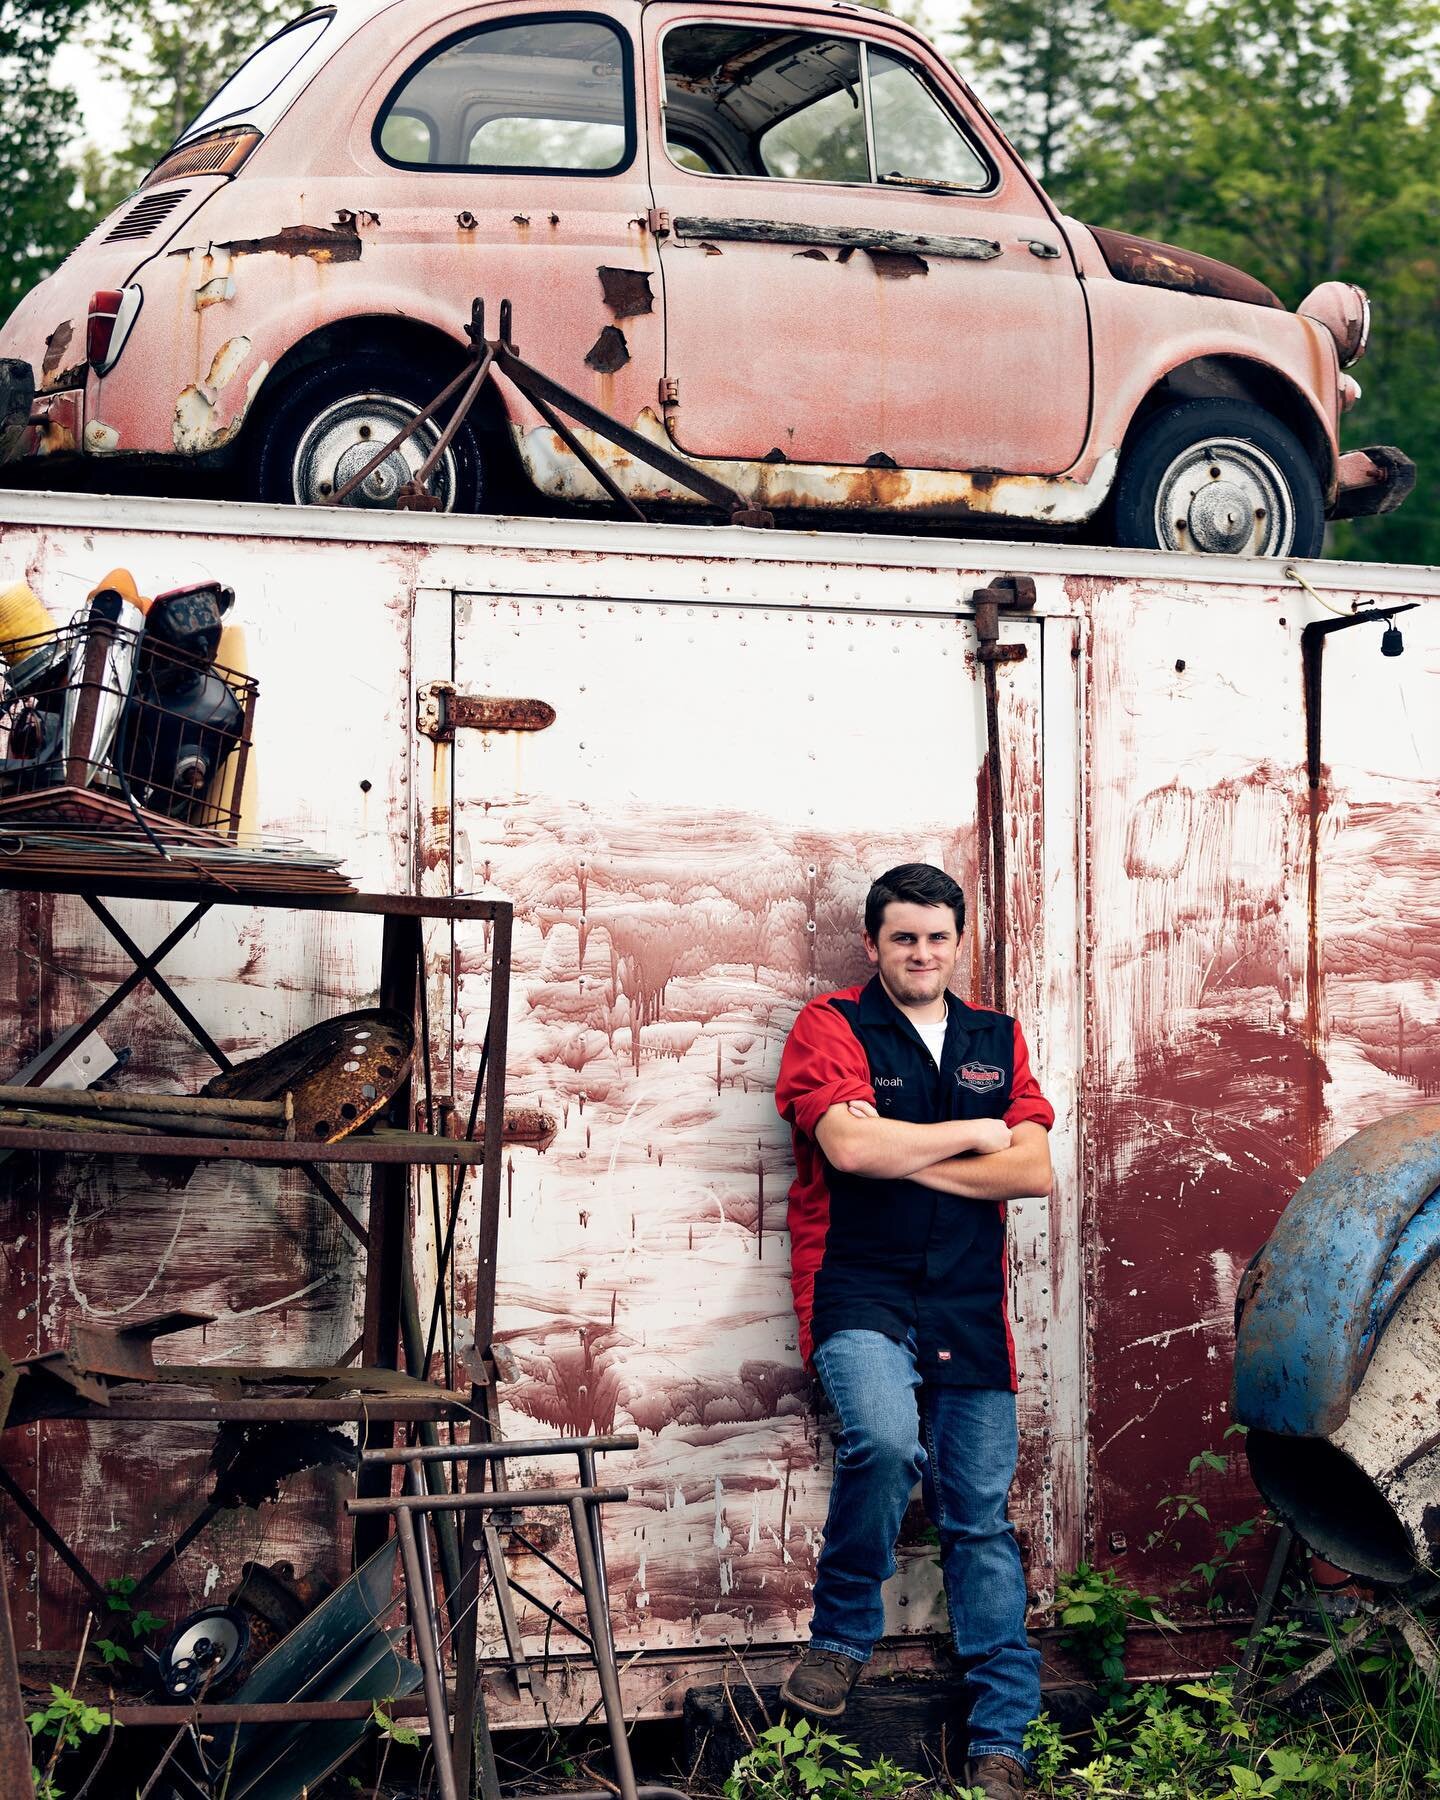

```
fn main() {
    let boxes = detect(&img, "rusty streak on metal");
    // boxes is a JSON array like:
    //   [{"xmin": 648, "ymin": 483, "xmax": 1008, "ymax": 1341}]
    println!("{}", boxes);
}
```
[
  {"xmin": 210, "ymin": 216, "xmax": 362, "ymax": 263},
  {"xmin": 675, "ymin": 216, "xmax": 1001, "ymax": 262},
  {"xmin": 585, "ymin": 326, "xmax": 631, "ymax": 373},
  {"xmin": 973, "ymin": 575, "xmax": 1038, "ymax": 1016},
  {"xmin": 598, "ymin": 267, "xmax": 654, "ymax": 318},
  {"xmin": 530, "ymin": 384, "xmax": 648, "ymax": 521},
  {"xmin": 1089, "ymin": 225, "xmax": 1283, "ymax": 309}
]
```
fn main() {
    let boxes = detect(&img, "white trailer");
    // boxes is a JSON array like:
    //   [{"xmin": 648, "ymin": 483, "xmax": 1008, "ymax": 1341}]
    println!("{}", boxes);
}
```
[{"xmin": 0, "ymin": 489, "xmax": 1437, "ymax": 1719}]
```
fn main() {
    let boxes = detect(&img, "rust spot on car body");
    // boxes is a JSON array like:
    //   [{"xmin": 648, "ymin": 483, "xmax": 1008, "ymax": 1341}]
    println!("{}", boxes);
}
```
[
  {"xmin": 866, "ymin": 249, "xmax": 928, "ymax": 280},
  {"xmin": 41, "ymin": 364, "xmax": 87, "ymax": 394},
  {"xmin": 41, "ymin": 322, "xmax": 74, "ymax": 378},
  {"xmin": 1089, "ymin": 226, "xmax": 1283, "ymax": 310},
  {"xmin": 585, "ymin": 326, "xmax": 630, "ymax": 374},
  {"xmin": 598, "ymin": 267, "xmax": 654, "ymax": 319},
  {"xmin": 210, "ymin": 217, "xmax": 363, "ymax": 264}
]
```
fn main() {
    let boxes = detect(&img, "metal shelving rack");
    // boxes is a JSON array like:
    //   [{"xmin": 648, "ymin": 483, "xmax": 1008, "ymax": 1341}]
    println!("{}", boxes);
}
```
[{"xmin": 0, "ymin": 875, "xmax": 514, "ymax": 1800}]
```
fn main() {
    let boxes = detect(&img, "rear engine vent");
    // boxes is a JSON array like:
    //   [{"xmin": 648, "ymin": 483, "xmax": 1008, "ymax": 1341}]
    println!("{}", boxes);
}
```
[
  {"xmin": 103, "ymin": 188, "xmax": 192, "ymax": 243},
  {"xmin": 144, "ymin": 128, "xmax": 261, "ymax": 188}
]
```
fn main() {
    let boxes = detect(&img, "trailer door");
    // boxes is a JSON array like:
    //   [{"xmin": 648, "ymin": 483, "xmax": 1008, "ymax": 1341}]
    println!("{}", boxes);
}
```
[{"xmin": 427, "ymin": 576, "xmax": 1075, "ymax": 1704}]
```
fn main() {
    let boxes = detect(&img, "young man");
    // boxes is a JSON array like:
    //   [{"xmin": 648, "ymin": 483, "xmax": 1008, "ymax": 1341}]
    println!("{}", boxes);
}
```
[{"xmin": 774, "ymin": 863, "xmax": 1054, "ymax": 1800}]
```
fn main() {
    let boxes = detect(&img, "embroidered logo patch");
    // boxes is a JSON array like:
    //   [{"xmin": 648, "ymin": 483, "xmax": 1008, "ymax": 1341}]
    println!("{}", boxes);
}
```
[
  {"xmin": 937, "ymin": 1350, "xmax": 952, "ymax": 1362},
  {"xmin": 957, "ymin": 1062, "xmax": 1005, "ymax": 1093}
]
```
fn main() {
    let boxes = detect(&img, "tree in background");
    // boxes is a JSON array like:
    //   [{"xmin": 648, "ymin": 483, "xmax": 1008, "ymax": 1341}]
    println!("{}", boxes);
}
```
[
  {"xmin": 955, "ymin": 0, "xmax": 1136, "ymax": 183},
  {"xmin": 964, "ymin": 0, "xmax": 1440, "ymax": 560},
  {"xmin": 0, "ymin": 1, "xmax": 107, "ymax": 320},
  {"xmin": 87, "ymin": 0, "xmax": 292, "ymax": 185}
]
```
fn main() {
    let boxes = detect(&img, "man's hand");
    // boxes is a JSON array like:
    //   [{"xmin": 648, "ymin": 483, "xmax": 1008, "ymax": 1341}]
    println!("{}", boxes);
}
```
[
  {"xmin": 909, "ymin": 1121, "xmax": 1053, "ymax": 1201},
  {"xmin": 847, "ymin": 1099, "xmax": 1011, "ymax": 1157}
]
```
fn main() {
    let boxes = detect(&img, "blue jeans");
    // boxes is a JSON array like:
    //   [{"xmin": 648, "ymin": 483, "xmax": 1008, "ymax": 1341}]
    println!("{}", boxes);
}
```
[{"xmin": 808, "ymin": 1328, "xmax": 1041, "ymax": 1770}]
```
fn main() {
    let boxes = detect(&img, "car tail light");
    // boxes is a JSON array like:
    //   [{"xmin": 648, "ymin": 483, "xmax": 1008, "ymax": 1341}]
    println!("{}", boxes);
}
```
[{"xmin": 87, "ymin": 286, "xmax": 144, "ymax": 375}]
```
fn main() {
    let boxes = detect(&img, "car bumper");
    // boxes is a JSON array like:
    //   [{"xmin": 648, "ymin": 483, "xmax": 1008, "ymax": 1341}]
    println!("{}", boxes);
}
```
[{"xmin": 1332, "ymin": 445, "xmax": 1416, "ymax": 519}]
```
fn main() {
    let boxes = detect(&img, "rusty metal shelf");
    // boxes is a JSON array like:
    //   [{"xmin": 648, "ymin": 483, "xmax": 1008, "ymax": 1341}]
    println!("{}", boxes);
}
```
[
  {"xmin": 0, "ymin": 873, "xmax": 505, "ymax": 918},
  {"xmin": 30, "ymin": 1389, "xmax": 476, "ymax": 1425},
  {"xmin": 0, "ymin": 1123, "xmax": 492, "ymax": 1163}
]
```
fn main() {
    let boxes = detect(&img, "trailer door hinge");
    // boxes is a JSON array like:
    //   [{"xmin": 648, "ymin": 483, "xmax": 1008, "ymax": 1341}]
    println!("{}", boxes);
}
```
[
  {"xmin": 659, "ymin": 376, "xmax": 680, "ymax": 407},
  {"xmin": 417, "ymin": 681, "xmax": 557, "ymax": 741},
  {"xmin": 647, "ymin": 207, "xmax": 672, "ymax": 237}
]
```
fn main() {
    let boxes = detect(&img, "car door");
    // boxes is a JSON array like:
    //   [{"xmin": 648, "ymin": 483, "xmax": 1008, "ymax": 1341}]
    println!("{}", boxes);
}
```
[
  {"xmin": 643, "ymin": 5, "xmax": 1092, "ymax": 476},
  {"xmin": 362, "ymin": 6, "xmax": 662, "ymax": 471}
]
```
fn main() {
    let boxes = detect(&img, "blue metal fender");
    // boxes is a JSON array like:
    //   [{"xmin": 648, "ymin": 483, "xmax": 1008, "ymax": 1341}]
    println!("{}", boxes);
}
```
[{"xmin": 1233, "ymin": 1105, "xmax": 1440, "ymax": 1438}]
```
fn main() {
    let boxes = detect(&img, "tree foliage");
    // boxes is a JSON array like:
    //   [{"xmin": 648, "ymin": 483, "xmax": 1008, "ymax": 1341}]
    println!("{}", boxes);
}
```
[
  {"xmin": 0, "ymin": 1, "xmax": 107, "ymax": 319},
  {"xmin": 87, "ymin": 0, "xmax": 293, "ymax": 183},
  {"xmin": 960, "ymin": 0, "xmax": 1440, "ymax": 558}
]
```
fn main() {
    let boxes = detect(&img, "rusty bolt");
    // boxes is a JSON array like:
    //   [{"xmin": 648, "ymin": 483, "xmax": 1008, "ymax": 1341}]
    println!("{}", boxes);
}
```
[{"xmin": 457, "ymin": 211, "xmax": 477, "ymax": 230}]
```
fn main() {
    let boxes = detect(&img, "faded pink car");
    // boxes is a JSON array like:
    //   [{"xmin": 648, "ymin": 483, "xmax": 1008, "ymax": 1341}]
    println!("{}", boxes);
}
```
[{"xmin": 0, "ymin": 0, "xmax": 1414, "ymax": 552}]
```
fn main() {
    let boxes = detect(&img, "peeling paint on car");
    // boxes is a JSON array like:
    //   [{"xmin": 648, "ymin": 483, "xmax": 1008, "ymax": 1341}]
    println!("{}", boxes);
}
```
[
  {"xmin": 172, "ymin": 344, "xmax": 267, "ymax": 453},
  {"xmin": 210, "ymin": 216, "xmax": 362, "ymax": 264},
  {"xmin": 598, "ymin": 267, "xmax": 654, "ymax": 319},
  {"xmin": 516, "ymin": 408, "xmax": 1120, "ymax": 523},
  {"xmin": 194, "ymin": 276, "xmax": 238, "ymax": 310},
  {"xmin": 82, "ymin": 419, "xmax": 120, "ymax": 453},
  {"xmin": 41, "ymin": 320, "xmax": 74, "ymax": 376}
]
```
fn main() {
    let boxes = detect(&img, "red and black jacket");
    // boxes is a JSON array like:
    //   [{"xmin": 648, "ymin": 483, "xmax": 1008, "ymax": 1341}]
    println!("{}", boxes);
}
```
[{"xmin": 775, "ymin": 977, "xmax": 1054, "ymax": 1391}]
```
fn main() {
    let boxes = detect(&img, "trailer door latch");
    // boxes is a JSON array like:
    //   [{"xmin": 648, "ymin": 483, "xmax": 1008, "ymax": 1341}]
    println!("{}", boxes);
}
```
[{"xmin": 417, "ymin": 682, "xmax": 557, "ymax": 741}]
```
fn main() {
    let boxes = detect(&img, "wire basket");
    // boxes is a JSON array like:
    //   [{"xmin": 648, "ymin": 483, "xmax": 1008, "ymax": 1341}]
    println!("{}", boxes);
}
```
[{"xmin": 0, "ymin": 617, "xmax": 257, "ymax": 837}]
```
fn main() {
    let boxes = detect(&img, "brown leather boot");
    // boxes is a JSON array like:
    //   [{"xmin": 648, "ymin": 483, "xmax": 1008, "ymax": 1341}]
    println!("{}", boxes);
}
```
[
  {"xmin": 778, "ymin": 1648, "xmax": 864, "ymax": 1719},
  {"xmin": 965, "ymin": 1754, "xmax": 1029, "ymax": 1798}
]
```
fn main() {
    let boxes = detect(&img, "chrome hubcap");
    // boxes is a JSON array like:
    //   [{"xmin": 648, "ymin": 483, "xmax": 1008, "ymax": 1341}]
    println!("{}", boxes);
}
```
[
  {"xmin": 1153, "ymin": 437, "xmax": 1294, "ymax": 556},
  {"xmin": 291, "ymin": 392, "xmax": 457, "ymax": 510}
]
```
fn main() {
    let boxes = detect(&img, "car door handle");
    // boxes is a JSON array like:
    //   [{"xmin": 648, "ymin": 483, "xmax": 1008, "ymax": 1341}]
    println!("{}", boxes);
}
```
[{"xmin": 1022, "ymin": 238, "xmax": 1061, "ymax": 259}]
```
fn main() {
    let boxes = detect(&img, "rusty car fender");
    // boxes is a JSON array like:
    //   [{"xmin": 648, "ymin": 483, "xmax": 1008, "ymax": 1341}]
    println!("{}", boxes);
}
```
[{"xmin": 1064, "ymin": 225, "xmax": 1341, "ymax": 498}]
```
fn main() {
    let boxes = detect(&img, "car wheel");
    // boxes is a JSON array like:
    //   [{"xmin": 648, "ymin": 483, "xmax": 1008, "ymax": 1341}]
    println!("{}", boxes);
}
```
[
  {"xmin": 1111, "ymin": 398, "xmax": 1324, "ymax": 558},
  {"xmin": 250, "ymin": 352, "xmax": 483, "ymax": 511}
]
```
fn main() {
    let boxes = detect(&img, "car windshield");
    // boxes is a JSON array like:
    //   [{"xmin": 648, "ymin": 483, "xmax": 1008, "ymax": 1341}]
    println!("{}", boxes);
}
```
[{"xmin": 179, "ymin": 10, "xmax": 333, "ymax": 143}]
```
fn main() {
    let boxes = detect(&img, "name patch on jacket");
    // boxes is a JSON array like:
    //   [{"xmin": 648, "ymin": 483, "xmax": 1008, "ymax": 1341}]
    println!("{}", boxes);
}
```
[{"xmin": 957, "ymin": 1061, "xmax": 1005, "ymax": 1093}]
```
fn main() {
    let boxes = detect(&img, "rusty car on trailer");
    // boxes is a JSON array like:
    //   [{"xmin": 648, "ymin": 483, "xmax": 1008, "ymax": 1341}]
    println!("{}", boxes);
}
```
[{"xmin": 0, "ymin": 0, "xmax": 1415, "ymax": 552}]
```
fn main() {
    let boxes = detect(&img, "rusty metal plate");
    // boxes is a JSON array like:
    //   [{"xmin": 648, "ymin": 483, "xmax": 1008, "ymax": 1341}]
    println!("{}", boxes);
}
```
[{"xmin": 203, "ymin": 1008, "xmax": 414, "ymax": 1144}]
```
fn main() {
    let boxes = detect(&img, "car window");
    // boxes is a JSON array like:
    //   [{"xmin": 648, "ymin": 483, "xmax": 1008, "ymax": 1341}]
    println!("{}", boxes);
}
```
[
  {"xmin": 181, "ymin": 10, "xmax": 332, "ymax": 142},
  {"xmin": 378, "ymin": 15, "xmax": 631, "ymax": 173},
  {"xmin": 869, "ymin": 49, "xmax": 989, "ymax": 189},
  {"xmin": 663, "ymin": 26, "xmax": 865, "ymax": 181}
]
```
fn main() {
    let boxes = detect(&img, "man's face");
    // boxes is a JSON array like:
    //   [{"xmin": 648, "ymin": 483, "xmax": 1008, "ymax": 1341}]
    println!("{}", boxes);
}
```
[{"xmin": 864, "ymin": 901, "xmax": 961, "ymax": 1009}]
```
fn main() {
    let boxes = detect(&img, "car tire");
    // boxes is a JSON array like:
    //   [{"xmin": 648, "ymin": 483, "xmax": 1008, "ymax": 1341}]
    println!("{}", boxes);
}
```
[
  {"xmin": 1111, "ymin": 398, "xmax": 1324, "ymax": 558},
  {"xmin": 250, "ymin": 352, "xmax": 484, "ymax": 511}
]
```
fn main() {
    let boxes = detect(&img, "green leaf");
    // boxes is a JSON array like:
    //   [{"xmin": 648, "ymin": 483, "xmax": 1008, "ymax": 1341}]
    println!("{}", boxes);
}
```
[
  {"xmin": 1062, "ymin": 1602, "xmax": 1098, "ymax": 1624},
  {"xmin": 94, "ymin": 1638, "xmax": 132, "ymax": 1666}
]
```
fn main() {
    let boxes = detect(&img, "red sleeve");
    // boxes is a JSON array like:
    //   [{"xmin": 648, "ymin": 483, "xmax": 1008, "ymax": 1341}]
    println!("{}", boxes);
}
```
[
  {"xmin": 775, "ymin": 997, "xmax": 875, "ymax": 1140},
  {"xmin": 1005, "ymin": 1019, "xmax": 1055, "ymax": 1131}
]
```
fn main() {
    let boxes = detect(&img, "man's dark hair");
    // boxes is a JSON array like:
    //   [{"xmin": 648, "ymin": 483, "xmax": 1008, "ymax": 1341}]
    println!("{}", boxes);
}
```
[{"xmin": 864, "ymin": 864, "xmax": 966, "ymax": 939}]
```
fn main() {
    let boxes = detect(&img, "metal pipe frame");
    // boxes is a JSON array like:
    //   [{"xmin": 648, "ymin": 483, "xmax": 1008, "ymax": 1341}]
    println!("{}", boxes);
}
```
[
  {"xmin": 354, "ymin": 1462, "xmax": 673, "ymax": 1800},
  {"xmin": 347, "ymin": 1485, "xmax": 626, "ymax": 1516}
]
